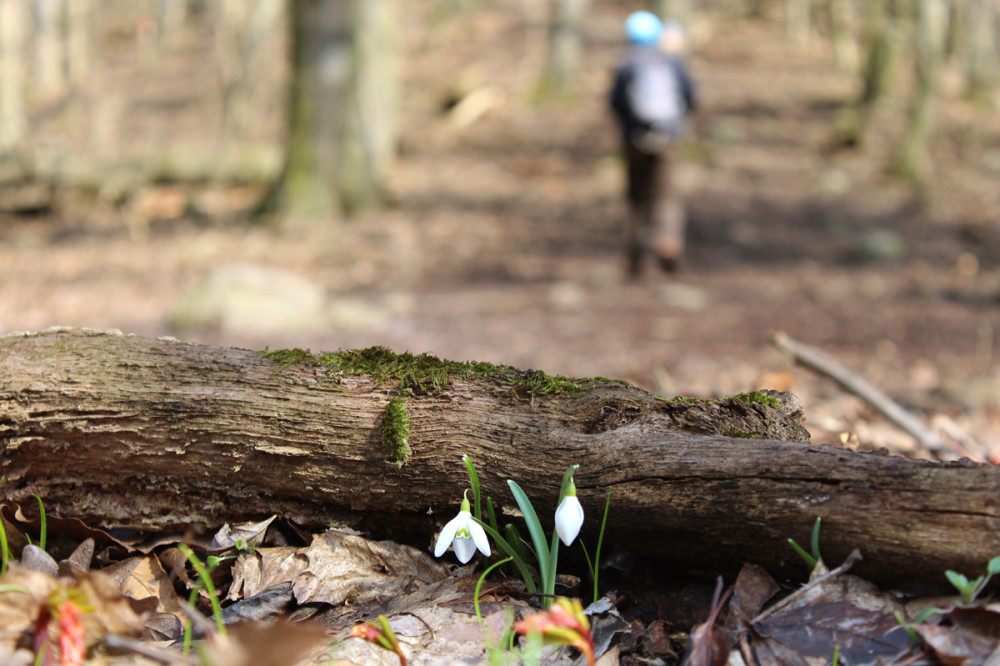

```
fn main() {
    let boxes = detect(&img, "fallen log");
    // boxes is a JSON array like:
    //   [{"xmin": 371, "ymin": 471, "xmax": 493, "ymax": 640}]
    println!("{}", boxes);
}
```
[{"xmin": 1, "ymin": 328, "xmax": 998, "ymax": 587}]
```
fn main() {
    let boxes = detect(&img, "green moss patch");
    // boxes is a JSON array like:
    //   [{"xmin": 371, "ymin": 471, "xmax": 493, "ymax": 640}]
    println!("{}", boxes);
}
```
[
  {"xmin": 381, "ymin": 395, "xmax": 412, "ymax": 465},
  {"xmin": 728, "ymin": 390, "xmax": 781, "ymax": 408},
  {"xmin": 260, "ymin": 345, "xmax": 624, "ymax": 397}
]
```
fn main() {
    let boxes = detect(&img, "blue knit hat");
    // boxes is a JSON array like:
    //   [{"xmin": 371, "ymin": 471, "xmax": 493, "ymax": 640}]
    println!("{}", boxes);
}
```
[{"xmin": 625, "ymin": 11, "xmax": 663, "ymax": 46}]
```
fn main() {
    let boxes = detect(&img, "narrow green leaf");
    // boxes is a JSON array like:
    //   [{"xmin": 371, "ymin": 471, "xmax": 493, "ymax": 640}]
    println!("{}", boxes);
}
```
[
  {"xmin": 788, "ymin": 538, "xmax": 817, "ymax": 569},
  {"xmin": 504, "ymin": 523, "xmax": 528, "ymax": 566},
  {"xmin": 507, "ymin": 480, "xmax": 551, "ymax": 593},
  {"xmin": 32, "ymin": 494, "xmax": 46, "ymax": 553},
  {"xmin": 580, "ymin": 541, "xmax": 596, "ymax": 602},
  {"xmin": 487, "ymin": 496, "xmax": 500, "ymax": 536},
  {"xmin": 0, "ymin": 516, "xmax": 8, "ymax": 578},
  {"xmin": 809, "ymin": 516, "xmax": 822, "ymax": 563},
  {"xmin": 988, "ymin": 556, "xmax": 1000, "ymax": 576}
]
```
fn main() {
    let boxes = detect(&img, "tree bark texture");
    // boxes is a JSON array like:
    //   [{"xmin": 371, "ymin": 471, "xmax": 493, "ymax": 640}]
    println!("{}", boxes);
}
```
[{"xmin": 2, "ymin": 329, "xmax": 1000, "ymax": 587}]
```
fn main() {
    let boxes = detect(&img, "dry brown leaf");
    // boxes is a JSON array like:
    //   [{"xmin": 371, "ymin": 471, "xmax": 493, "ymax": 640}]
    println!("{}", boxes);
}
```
[
  {"xmin": 0, "ymin": 513, "xmax": 29, "ymax": 558},
  {"xmin": 209, "ymin": 516, "xmax": 276, "ymax": 552},
  {"xmin": 103, "ymin": 555, "xmax": 186, "ymax": 615},
  {"xmin": 194, "ymin": 620, "xmax": 329, "ymax": 666},
  {"xmin": 228, "ymin": 546, "xmax": 306, "ymax": 601},
  {"xmin": 292, "ymin": 530, "xmax": 449, "ymax": 607},
  {"xmin": 57, "ymin": 537, "xmax": 95, "ymax": 578},
  {"xmin": 683, "ymin": 578, "xmax": 734, "ymax": 666},
  {"xmin": 914, "ymin": 606, "xmax": 1000, "ymax": 666},
  {"xmin": 0, "ymin": 564, "xmax": 58, "ymax": 641},
  {"xmin": 728, "ymin": 563, "xmax": 780, "ymax": 629},
  {"xmin": 749, "ymin": 553, "xmax": 911, "ymax": 665},
  {"xmin": 75, "ymin": 569, "xmax": 150, "ymax": 638},
  {"xmin": 917, "ymin": 623, "xmax": 995, "ymax": 666}
]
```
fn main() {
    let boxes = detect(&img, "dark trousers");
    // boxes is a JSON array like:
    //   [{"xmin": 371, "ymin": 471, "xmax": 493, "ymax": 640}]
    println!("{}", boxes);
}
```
[{"xmin": 624, "ymin": 140, "xmax": 685, "ymax": 276}]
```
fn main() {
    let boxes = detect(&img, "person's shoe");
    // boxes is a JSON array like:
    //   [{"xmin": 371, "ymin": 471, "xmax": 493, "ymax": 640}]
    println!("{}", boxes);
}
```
[{"xmin": 657, "ymin": 254, "xmax": 680, "ymax": 274}]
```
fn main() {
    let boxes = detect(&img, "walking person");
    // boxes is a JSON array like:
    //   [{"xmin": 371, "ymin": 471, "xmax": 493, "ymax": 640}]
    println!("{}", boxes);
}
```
[{"xmin": 609, "ymin": 12, "xmax": 696, "ymax": 277}]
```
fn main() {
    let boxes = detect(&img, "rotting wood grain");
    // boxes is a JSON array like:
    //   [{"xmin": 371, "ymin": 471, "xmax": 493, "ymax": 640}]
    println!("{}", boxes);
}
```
[{"xmin": 1, "ymin": 328, "xmax": 998, "ymax": 586}]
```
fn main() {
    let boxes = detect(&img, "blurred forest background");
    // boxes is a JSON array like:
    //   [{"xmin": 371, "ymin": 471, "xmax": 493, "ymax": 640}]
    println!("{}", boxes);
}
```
[{"xmin": 3, "ymin": 0, "xmax": 1000, "ymax": 455}]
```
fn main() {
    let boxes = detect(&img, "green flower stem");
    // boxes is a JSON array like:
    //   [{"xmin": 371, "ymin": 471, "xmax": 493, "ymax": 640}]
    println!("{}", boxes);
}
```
[
  {"xmin": 463, "ymin": 455, "xmax": 482, "ymax": 521},
  {"xmin": 546, "ymin": 529, "xmax": 560, "ymax": 602},
  {"xmin": 557, "ymin": 465, "xmax": 579, "ymax": 504},
  {"xmin": 475, "ymin": 556, "xmax": 513, "ymax": 623},
  {"xmin": 588, "ymin": 488, "xmax": 611, "ymax": 602}
]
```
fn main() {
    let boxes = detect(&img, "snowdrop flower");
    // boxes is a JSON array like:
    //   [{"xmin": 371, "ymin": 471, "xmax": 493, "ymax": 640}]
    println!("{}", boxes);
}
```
[
  {"xmin": 434, "ymin": 492, "xmax": 490, "ymax": 563},
  {"xmin": 554, "ymin": 477, "xmax": 584, "ymax": 547}
]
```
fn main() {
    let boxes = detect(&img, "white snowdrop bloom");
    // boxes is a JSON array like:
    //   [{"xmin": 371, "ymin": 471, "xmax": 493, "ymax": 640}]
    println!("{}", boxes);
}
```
[
  {"xmin": 554, "ymin": 492, "xmax": 584, "ymax": 547},
  {"xmin": 434, "ymin": 496, "xmax": 491, "ymax": 563}
]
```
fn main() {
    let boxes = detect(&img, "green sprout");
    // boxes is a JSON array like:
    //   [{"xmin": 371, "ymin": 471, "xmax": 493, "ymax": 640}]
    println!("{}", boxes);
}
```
[
  {"xmin": 945, "ymin": 556, "xmax": 1000, "ymax": 605},
  {"xmin": 894, "ymin": 611, "xmax": 925, "ymax": 646},
  {"xmin": 0, "ymin": 490, "xmax": 8, "ymax": 578},
  {"xmin": 177, "ymin": 543, "xmax": 227, "ymax": 654},
  {"xmin": 788, "ymin": 516, "xmax": 823, "ymax": 570},
  {"xmin": 32, "ymin": 494, "xmax": 47, "ymax": 552}
]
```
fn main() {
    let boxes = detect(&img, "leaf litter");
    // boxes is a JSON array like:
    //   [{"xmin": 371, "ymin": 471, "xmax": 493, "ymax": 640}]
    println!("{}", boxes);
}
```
[{"xmin": 2, "ymin": 503, "xmax": 1000, "ymax": 664}]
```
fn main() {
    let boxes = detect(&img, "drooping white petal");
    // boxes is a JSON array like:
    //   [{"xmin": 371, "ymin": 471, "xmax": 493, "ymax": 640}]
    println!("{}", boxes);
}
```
[
  {"xmin": 555, "ymin": 495, "xmax": 585, "ymax": 546},
  {"xmin": 452, "ymin": 533, "xmax": 478, "ymax": 563},
  {"xmin": 469, "ymin": 519, "xmax": 491, "ymax": 557},
  {"xmin": 434, "ymin": 513, "xmax": 463, "ymax": 557}
]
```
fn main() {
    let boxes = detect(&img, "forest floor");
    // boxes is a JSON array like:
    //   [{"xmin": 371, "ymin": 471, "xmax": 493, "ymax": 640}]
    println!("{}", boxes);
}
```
[{"xmin": 3, "ymin": 1, "xmax": 1000, "ymax": 460}]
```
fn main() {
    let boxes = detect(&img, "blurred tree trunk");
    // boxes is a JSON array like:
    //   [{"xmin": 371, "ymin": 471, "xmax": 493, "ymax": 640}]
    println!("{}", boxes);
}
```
[
  {"xmin": 277, "ymin": 0, "xmax": 398, "ymax": 219},
  {"xmin": 942, "ymin": 0, "xmax": 966, "ymax": 62},
  {"xmin": 890, "ymin": 0, "xmax": 946, "ymax": 181},
  {"xmin": 653, "ymin": 0, "xmax": 690, "ymax": 24},
  {"xmin": 838, "ymin": 0, "xmax": 907, "ymax": 148},
  {"xmin": 215, "ymin": 0, "xmax": 284, "ymax": 150},
  {"xmin": 542, "ymin": 0, "xmax": 589, "ymax": 94},
  {"xmin": 0, "ymin": 0, "xmax": 28, "ymax": 154},
  {"xmin": 963, "ymin": 0, "xmax": 1000, "ymax": 102},
  {"xmin": 65, "ymin": 0, "xmax": 91, "ymax": 89},
  {"xmin": 34, "ymin": 0, "xmax": 67, "ymax": 102},
  {"xmin": 786, "ymin": 0, "xmax": 813, "ymax": 47},
  {"xmin": 827, "ymin": 0, "xmax": 859, "ymax": 72}
]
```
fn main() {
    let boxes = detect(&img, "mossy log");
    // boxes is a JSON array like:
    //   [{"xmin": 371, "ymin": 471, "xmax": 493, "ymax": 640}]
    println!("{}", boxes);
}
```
[{"xmin": 2, "ymin": 329, "xmax": 998, "ymax": 586}]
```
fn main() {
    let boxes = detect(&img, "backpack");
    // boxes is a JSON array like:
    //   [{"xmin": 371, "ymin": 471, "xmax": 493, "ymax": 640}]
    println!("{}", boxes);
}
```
[{"xmin": 626, "ymin": 52, "xmax": 685, "ymax": 139}]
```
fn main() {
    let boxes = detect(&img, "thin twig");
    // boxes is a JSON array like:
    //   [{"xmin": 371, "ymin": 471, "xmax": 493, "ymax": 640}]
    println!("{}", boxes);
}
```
[
  {"xmin": 771, "ymin": 332, "xmax": 946, "ymax": 457},
  {"xmin": 103, "ymin": 635, "xmax": 198, "ymax": 665}
]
